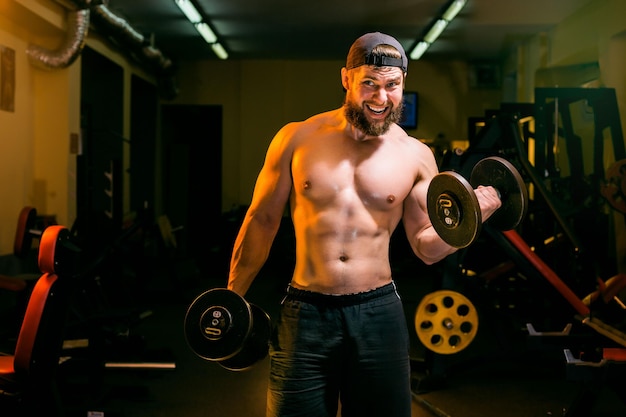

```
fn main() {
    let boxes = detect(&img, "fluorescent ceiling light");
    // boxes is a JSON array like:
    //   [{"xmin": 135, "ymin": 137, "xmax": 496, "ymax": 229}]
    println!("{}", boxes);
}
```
[
  {"xmin": 442, "ymin": 0, "xmax": 467, "ymax": 21},
  {"xmin": 175, "ymin": 0, "xmax": 229, "ymax": 59},
  {"xmin": 211, "ymin": 42, "xmax": 229, "ymax": 60},
  {"xmin": 424, "ymin": 19, "xmax": 448, "ymax": 44},
  {"xmin": 409, "ymin": 41, "xmax": 429, "ymax": 60},
  {"xmin": 175, "ymin": 0, "xmax": 202, "ymax": 24},
  {"xmin": 195, "ymin": 22, "xmax": 217, "ymax": 44},
  {"xmin": 410, "ymin": 0, "xmax": 467, "ymax": 60}
]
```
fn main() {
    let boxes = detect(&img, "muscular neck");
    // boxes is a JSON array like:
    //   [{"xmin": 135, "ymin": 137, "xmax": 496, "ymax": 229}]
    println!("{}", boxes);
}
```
[{"xmin": 346, "ymin": 123, "xmax": 376, "ymax": 142}]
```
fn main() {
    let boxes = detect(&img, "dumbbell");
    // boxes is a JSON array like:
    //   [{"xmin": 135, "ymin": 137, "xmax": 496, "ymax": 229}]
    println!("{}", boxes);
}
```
[
  {"xmin": 427, "ymin": 156, "xmax": 528, "ymax": 248},
  {"xmin": 13, "ymin": 206, "xmax": 45, "ymax": 258},
  {"xmin": 184, "ymin": 288, "xmax": 271, "ymax": 371}
]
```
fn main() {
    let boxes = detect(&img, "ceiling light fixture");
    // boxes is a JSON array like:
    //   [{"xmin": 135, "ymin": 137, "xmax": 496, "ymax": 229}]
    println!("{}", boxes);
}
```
[
  {"xmin": 175, "ymin": 0, "xmax": 202, "ymax": 23},
  {"xmin": 423, "ymin": 19, "xmax": 448, "ymax": 44},
  {"xmin": 174, "ymin": 0, "xmax": 228, "ymax": 59},
  {"xmin": 211, "ymin": 43, "xmax": 228, "ymax": 60},
  {"xmin": 410, "ymin": 42, "xmax": 429, "ymax": 61},
  {"xmin": 409, "ymin": 0, "xmax": 467, "ymax": 60},
  {"xmin": 195, "ymin": 22, "xmax": 217, "ymax": 44},
  {"xmin": 442, "ymin": 0, "xmax": 466, "ymax": 21}
]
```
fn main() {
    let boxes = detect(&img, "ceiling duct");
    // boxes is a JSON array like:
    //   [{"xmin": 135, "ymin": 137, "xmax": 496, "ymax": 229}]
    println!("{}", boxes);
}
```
[
  {"xmin": 28, "ymin": 0, "xmax": 178, "ymax": 99},
  {"xmin": 26, "ymin": 8, "xmax": 89, "ymax": 70},
  {"xmin": 89, "ymin": 4, "xmax": 174, "ymax": 72},
  {"xmin": 87, "ymin": 2, "xmax": 178, "ymax": 98}
]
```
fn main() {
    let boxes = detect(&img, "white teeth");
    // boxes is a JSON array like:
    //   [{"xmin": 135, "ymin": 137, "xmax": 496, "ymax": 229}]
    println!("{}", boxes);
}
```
[{"xmin": 367, "ymin": 105, "xmax": 386, "ymax": 114}]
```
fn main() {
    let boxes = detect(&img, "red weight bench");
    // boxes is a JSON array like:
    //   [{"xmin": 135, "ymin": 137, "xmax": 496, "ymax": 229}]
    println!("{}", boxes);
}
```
[
  {"xmin": 0, "ymin": 225, "xmax": 78, "ymax": 417},
  {"xmin": 0, "ymin": 207, "xmax": 40, "ymax": 290},
  {"xmin": 0, "ymin": 207, "xmax": 56, "ymax": 340}
]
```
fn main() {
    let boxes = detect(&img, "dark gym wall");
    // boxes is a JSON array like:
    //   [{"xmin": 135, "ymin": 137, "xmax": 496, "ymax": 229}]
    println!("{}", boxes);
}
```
[
  {"xmin": 161, "ymin": 104, "xmax": 222, "ymax": 261},
  {"xmin": 79, "ymin": 48, "xmax": 223, "ymax": 262},
  {"xmin": 78, "ymin": 46, "xmax": 124, "ymax": 245},
  {"xmin": 130, "ymin": 74, "xmax": 158, "ymax": 213}
]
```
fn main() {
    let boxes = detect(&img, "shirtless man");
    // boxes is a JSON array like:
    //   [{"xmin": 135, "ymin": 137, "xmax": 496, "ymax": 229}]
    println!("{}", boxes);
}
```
[{"xmin": 227, "ymin": 32, "xmax": 501, "ymax": 417}]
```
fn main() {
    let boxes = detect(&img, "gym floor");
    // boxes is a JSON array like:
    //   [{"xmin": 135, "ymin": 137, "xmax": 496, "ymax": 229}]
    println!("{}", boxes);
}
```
[{"xmin": 2, "ymin": 241, "xmax": 626, "ymax": 417}]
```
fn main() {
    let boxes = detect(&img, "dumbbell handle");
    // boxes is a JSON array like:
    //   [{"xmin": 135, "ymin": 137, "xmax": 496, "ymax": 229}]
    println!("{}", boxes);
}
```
[{"xmin": 479, "ymin": 185, "xmax": 501, "ymax": 201}]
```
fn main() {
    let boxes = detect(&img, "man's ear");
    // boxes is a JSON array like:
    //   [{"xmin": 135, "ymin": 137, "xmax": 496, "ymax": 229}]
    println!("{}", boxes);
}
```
[{"xmin": 340, "ymin": 67, "xmax": 349, "ymax": 91}]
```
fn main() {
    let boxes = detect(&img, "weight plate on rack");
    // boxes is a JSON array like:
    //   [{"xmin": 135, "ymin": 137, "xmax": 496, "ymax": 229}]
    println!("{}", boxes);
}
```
[{"xmin": 415, "ymin": 290, "xmax": 479, "ymax": 355}]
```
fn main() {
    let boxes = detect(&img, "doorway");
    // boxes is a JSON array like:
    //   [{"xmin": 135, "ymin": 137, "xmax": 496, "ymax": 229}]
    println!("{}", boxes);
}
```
[{"xmin": 161, "ymin": 104, "xmax": 223, "ymax": 260}]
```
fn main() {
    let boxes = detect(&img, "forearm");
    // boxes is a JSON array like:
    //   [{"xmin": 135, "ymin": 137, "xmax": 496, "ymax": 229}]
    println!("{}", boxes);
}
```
[
  {"xmin": 411, "ymin": 225, "xmax": 457, "ymax": 265},
  {"xmin": 227, "ymin": 215, "xmax": 280, "ymax": 296}
]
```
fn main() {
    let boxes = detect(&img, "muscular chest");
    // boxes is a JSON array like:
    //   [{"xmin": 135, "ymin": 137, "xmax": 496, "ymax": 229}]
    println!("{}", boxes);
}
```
[{"xmin": 291, "ymin": 137, "xmax": 415, "ymax": 210}]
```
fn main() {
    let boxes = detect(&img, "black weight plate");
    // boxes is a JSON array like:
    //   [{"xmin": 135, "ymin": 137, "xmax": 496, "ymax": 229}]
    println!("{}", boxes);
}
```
[
  {"xmin": 470, "ymin": 157, "xmax": 528, "ymax": 231},
  {"xmin": 427, "ymin": 171, "xmax": 481, "ymax": 249},
  {"xmin": 184, "ymin": 288, "xmax": 252, "ymax": 361},
  {"xmin": 220, "ymin": 303, "xmax": 272, "ymax": 371}
]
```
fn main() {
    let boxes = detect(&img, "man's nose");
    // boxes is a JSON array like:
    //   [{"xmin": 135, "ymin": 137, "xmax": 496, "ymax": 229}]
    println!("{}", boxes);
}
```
[{"xmin": 373, "ymin": 88, "xmax": 388, "ymax": 103}]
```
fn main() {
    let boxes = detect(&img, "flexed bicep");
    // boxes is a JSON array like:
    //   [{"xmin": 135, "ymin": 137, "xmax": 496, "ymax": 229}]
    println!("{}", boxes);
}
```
[{"xmin": 401, "ymin": 148, "xmax": 457, "ymax": 264}]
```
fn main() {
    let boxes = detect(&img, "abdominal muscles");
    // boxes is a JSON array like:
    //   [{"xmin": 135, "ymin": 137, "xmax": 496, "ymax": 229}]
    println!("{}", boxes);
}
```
[{"xmin": 290, "ymin": 194, "xmax": 397, "ymax": 294}]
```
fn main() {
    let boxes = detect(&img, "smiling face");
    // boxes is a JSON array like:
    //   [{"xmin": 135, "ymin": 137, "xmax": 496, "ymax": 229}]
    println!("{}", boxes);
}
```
[{"xmin": 342, "ymin": 64, "xmax": 405, "ymax": 137}]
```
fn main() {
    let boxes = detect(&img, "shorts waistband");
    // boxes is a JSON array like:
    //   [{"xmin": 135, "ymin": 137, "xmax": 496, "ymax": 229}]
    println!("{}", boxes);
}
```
[{"xmin": 285, "ymin": 281, "xmax": 397, "ymax": 307}]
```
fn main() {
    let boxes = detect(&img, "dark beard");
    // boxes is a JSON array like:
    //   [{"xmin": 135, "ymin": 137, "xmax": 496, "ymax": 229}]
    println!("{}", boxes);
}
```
[{"xmin": 344, "ymin": 99, "xmax": 404, "ymax": 136}]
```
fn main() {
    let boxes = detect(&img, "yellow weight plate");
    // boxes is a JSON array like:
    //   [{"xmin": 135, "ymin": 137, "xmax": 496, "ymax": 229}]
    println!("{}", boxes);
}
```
[{"xmin": 414, "ymin": 290, "xmax": 479, "ymax": 355}]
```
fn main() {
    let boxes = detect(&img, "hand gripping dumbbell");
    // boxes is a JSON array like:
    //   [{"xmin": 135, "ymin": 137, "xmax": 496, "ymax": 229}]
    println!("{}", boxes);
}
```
[
  {"xmin": 184, "ymin": 288, "xmax": 271, "ymax": 371},
  {"xmin": 427, "ymin": 156, "xmax": 528, "ymax": 248}
]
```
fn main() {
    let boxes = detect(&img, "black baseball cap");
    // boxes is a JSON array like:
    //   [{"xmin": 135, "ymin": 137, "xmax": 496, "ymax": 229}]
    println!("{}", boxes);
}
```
[{"xmin": 345, "ymin": 32, "xmax": 408, "ymax": 73}]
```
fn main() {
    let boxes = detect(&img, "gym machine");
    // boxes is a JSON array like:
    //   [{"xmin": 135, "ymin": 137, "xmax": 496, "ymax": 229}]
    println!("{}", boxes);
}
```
[{"xmin": 413, "ymin": 87, "xmax": 626, "ymax": 415}]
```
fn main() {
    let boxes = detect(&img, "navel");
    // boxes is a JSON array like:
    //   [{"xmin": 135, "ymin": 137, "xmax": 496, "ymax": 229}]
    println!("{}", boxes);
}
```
[
  {"xmin": 339, "ymin": 254, "xmax": 349, "ymax": 262},
  {"xmin": 387, "ymin": 194, "xmax": 396, "ymax": 203}
]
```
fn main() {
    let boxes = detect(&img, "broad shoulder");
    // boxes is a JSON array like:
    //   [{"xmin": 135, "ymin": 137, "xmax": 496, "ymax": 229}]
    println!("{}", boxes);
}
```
[
  {"xmin": 401, "ymin": 132, "xmax": 435, "ymax": 160},
  {"xmin": 387, "ymin": 125, "xmax": 435, "ymax": 159},
  {"xmin": 387, "ymin": 128, "xmax": 439, "ymax": 179}
]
